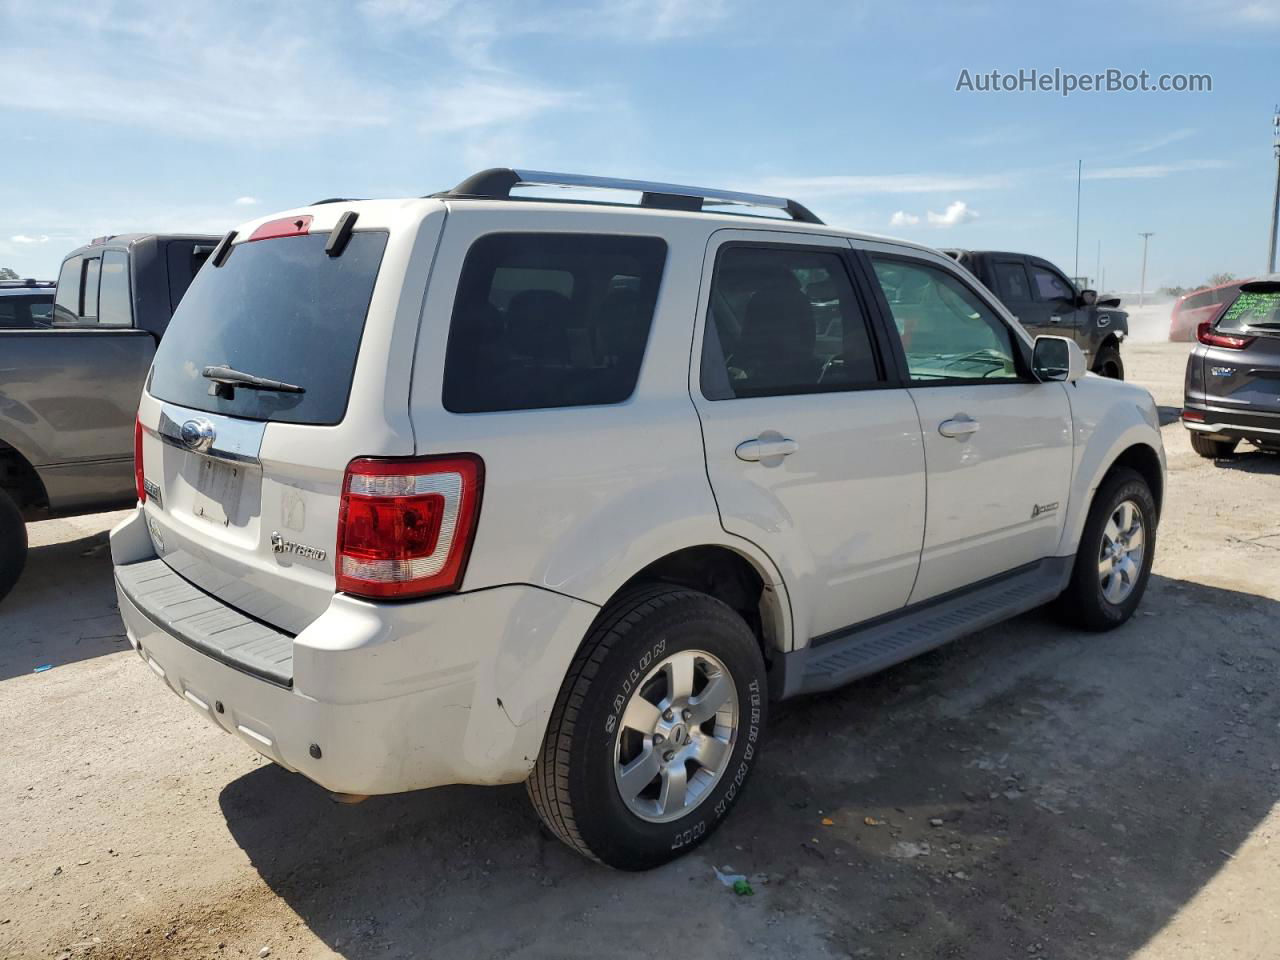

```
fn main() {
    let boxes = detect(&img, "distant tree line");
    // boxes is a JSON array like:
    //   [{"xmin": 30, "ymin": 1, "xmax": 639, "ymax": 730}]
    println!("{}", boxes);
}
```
[{"xmin": 1159, "ymin": 272, "xmax": 1238, "ymax": 298}]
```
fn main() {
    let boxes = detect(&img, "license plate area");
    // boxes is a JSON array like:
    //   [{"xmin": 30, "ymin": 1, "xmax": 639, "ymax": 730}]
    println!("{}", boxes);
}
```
[{"xmin": 192, "ymin": 458, "xmax": 243, "ymax": 526}]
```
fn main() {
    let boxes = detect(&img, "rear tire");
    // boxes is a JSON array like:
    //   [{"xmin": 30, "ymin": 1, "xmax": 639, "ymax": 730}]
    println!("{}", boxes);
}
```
[
  {"xmin": 1055, "ymin": 467, "xmax": 1156, "ymax": 632},
  {"xmin": 1189, "ymin": 432, "xmax": 1238, "ymax": 459},
  {"xmin": 0, "ymin": 488, "xmax": 28, "ymax": 603},
  {"xmin": 527, "ymin": 584, "xmax": 767, "ymax": 870},
  {"xmin": 1093, "ymin": 344, "xmax": 1124, "ymax": 379}
]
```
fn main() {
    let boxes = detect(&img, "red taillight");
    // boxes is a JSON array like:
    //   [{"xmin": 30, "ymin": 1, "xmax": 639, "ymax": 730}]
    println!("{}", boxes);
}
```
[
  {"xmin": 1181, "ymin": 409, "xmax": 1205, "ymax": 422},
  {"xmin": 1197, "ymin": 321, "xmax": 1255, "ymax": 349},
  {"xmin": 336, "ymin": 455, "xmax": 484, "ymax": 600},
  {"xmin": 134, "ymin": 416, "xmax": 146, "ymax": 504},
  {"xmin": 248, "ymin": 215, "xmax": 312, "ymax": 242}
]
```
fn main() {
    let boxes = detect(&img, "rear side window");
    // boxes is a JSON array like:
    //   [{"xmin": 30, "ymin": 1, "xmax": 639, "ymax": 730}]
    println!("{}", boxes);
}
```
[
  {"xmin": 98, "ymin": 251, "xmax": 132, "ymax": 326},
  {"xmin": 149, "ymin": 231, "xmax": 389, "ymax": 425},
  {"xmin": 700, "ymin": 245, "xmax": 882, "ymax": 400},
  {"xmin": 443, "ymin": 233, "xmax": 667, "ymax": 413},
  {"xmin": 994, "ymin": 260, "xmax": 1031, "ymax": 301},
  {"xmin": 80, "ymin": 256, "xmax": 101, "ymax": 320}
]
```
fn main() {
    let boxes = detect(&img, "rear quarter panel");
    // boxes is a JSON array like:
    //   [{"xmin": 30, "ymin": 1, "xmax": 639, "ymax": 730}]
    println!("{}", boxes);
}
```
[{"xmin": 0, "ymin": 327, "xmax": 154, "ymax": 511}]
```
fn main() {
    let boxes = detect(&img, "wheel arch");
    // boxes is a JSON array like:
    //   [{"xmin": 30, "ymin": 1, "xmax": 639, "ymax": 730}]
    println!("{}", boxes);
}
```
[{"xmin": 0, "ymin": 439, "xmax": 49, "ymax": 514}]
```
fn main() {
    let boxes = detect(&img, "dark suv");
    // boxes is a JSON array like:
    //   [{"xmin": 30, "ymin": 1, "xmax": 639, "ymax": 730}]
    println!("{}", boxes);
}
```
[
  {"xmin": 0, "ymin": 279, "xmax": 55, "ymax": 327},
  {"xmin": 1182, "ymin": 276, "xmax": 1280, "ymax": 457}
]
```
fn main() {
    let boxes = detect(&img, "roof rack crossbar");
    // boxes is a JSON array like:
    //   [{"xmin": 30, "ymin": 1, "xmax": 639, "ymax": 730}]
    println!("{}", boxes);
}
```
[{"xmin": 437, "ymin": 168, "xmax": 823, "ymax": 224}]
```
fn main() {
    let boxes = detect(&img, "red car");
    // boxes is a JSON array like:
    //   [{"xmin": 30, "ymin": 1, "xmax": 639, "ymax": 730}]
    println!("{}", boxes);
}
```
[{"xmin": 1169, "ymin": 279, "xmax": 1249, "ymax": 341}]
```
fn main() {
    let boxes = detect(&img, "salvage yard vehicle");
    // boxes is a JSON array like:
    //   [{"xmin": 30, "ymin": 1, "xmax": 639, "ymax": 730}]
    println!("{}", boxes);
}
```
[
  {"xmin": 945, "ymin": 249, "xmax": 1129, "ymax": 378},
  {"xmin": 0, "ymin": 233, "xmax": 217, "ymax": 601},
  {"xmin": 1169, "ymin": 278, "xmax": 1247, "ymax": 342},
  {"xmin": 111, "ymin": 169, "xmax": 1166, "ymax": 870},
  {"xmin": 0, "ymin": 278, "xmax": 55, "ymax": 327},
  {"xmin": 1182, "ymin": 276, "xmax": 1280, "ymax": 457}
]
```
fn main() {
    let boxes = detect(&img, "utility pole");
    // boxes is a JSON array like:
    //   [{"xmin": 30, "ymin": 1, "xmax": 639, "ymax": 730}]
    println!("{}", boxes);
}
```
[
  {"xmin": 1074, "ymin": 159, "xmax": 1082, "ymax": 280},
  {"xmin": 1096, "ymin": 239, "xmax": 1101, "ymax": 292},
  {"xmin": 1269, "ymin": 105, "xmax": 1280, "ymax": 274},
  {"xmin": 1138, "ymin": 232, "xmax": 1154, "ymax": 307}
]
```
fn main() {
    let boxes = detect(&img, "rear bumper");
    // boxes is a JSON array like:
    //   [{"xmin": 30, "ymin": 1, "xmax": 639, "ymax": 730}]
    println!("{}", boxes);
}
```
[
  {"xmin": 110, "ymin": 507, "xmax": 598, "ymax": 795},
  {"xmin": 1181, "ymin": 403, "xmax": 1280, "ymax": 444}
]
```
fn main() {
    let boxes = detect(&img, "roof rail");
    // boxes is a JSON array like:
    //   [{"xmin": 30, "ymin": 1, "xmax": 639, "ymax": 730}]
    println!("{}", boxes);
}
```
[
  {"xmin": 0, "ymin": 279, "xmax": 55, "ymax": 288},
  {"xmin": 435, "ymin": 168, "xmax": 824, "ymax": 224}
]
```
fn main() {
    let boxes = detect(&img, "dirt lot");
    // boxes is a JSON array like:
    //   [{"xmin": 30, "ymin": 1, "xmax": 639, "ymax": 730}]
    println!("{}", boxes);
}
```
[{"xmin": 2, "ymin": 339, "xmax": 1278, "ymax": 960}]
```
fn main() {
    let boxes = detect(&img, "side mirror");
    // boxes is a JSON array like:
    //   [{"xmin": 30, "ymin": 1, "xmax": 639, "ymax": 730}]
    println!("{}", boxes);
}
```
[
  {"xmin": 1033, "ymin": 335, "xmax": 1088, "ymax": 383},
  {"xmin": 1078, "ymin": 289, "xmax": 1097, "ymax": 307}
]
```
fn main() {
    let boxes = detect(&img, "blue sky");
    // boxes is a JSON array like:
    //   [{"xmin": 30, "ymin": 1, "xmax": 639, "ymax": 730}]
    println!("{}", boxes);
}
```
[{"xmin": 2, "ymin": 0, "xmax": 1277, "ymax": 293}]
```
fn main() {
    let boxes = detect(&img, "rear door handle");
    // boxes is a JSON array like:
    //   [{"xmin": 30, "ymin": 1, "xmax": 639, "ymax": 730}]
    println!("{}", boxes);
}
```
[
  {"xmin": 735, "ymin": 436, "xmax": 799, "ymax": 462},
  {"xmin": 938, "ymin": 416, "xmax": 980, "ymax": 439}
]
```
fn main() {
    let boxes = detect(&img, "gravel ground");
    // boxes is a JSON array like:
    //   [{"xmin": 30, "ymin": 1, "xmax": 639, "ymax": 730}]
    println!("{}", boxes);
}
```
[{"xmin": 2, "ymin": 339, "xmax": 1278, "ymax": 960}]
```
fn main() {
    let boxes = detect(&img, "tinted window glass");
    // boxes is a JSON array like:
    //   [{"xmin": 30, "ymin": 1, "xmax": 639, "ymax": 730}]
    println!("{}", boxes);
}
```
[
  {"xmin": 149, "ymin": 231, "xmax": 388, "ymax": 425},
  {"xmin": 701, "ymin": 246, "xmax": 880, "ymax": 400},
  {"xmin": 54, "ymin": 256, "xmax": 81, "ymax": 323},
  {"xmin": 0, "ymin": 295, "xmax": 53, "ymax": 327},
  {"xmin": 1183, "ymin": 290, "xmax": 1214, "ymax": 310},
  {"xmin": 1030, "ymin": 265, "xmax": 1072, "ymax": 301},
  {"xmin": 1217, "ymin": 289, "xmax": 1280, "ymax": 335},
  {"xmin": 80, "ymin": 256, "xmax": 101, "ymax": 320},
  {"xmin": 443, "ymin": 233, "xmax": 666, "ymax": 413},
  {"xmin": 870, "ymin": 256, "xmax": 1020, "ymax": 383},
  {"xmin": 994, "ymin": 260, "xmax": 1031, "ymax": 301},
  {"xmin": 98, "ymin": 251, "xmax": 132, "ymax": 326}
]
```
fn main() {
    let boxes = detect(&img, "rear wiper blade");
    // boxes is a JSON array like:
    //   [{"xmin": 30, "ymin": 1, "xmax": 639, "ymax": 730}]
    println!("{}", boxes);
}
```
[
  {"xmin": 202, "ymin": 364, "xmax": 305, "ymax": 398},
  {"xmin": 1244, "ymin": 321, "xmax": 1280, "ymax": 329}
]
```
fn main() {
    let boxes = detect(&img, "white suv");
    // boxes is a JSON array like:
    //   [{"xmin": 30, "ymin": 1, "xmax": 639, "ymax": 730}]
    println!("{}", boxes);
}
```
[{"xmin": 111, "ymin": 169, "xmax": 1165, "ymax": 870}]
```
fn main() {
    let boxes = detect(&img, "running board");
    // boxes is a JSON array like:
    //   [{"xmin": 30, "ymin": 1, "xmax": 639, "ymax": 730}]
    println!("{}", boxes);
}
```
[{"xmin": 772, "ymin": 557, "xmax": 1072, "ymax": 699}]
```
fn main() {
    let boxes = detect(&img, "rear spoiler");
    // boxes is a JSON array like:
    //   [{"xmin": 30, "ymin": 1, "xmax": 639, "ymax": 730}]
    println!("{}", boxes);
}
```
[{"xmin": 1239, "ymin": 280, "xmax": 1280, "ymax": 294}]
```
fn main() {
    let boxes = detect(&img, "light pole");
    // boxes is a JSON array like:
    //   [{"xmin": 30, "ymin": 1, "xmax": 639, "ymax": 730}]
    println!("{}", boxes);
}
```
[
  {"xmin": 1268, "ymin": 106, "xmax": 1280, "ymax": 274},
  {"xmin": 1138, "ymin": 232, "xmax": 1154, "ymax": 307}
]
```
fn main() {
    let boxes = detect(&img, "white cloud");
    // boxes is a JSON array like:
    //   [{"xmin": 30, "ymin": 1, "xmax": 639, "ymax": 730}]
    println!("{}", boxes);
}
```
[
  {"xmin": 1129, "ymin": 128, "xmax": 1197, "ymax": 155},
  {"xmin": 926, "ymin": 201, "xmax": 977, "ymax": 227},
  {"xmin": 889, "ymin": 211, "xmax": 920, "ymax": 227},
  {"xmin": 0, "ymin": 2, "xmax": 580, "ymax": 142},
  {"xmin": 756, "ymin": 172, "xmax": 1012, "ymax": 198},
  {"xmin": 1081, "ymin": 160, "xmax": 1226, "ymax": 180},
  {"xmin": 10, "ymin": 234, "xmax": 50, "ymax": 244},
  {"xmin": 233, "ymin": 196, "xmax": 259, "ymax": 207}
]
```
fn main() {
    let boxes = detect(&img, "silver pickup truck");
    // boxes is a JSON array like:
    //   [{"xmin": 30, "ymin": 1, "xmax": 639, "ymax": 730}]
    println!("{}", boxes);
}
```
[{"xmin": 0, "ymin": 233, "xmax": 217, "ymax": 600}]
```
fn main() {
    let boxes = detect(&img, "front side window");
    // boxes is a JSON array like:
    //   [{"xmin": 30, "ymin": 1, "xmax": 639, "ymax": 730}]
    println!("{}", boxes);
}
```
[
  {"xmin": 1030, "ymin": 264, "xmax": 1073, "ymax": 302},
  {"xmin": 98, "ymin": 251, "xmax": 132, "ymax": 326},
  {"xmin": 994, "ymin": 260, "xmax": 1032, "ymax": 301},
  {"xmin": 443, "ymin": 233, "xmax": 667, "ymax": 413},
  {"xmin": 700, "ymin": 245, "xmax": 881, "ymax": 400},
  {"xmin": 53, "ymin": 256, "xmax": 81, "ymax": 323},
  {"xmin": 870, "ymin": 256, "xmax": 1021, "ymax": 383}
]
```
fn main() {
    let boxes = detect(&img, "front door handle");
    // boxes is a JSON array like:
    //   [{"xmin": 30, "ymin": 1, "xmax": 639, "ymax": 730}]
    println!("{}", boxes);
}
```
[
  {"xmin": 938, "ymin": 415, "xmax": 980, "ymax": 439},
  {"xmin": 735, "ymin": 436, "xmax": 799, "ymax": 462}
]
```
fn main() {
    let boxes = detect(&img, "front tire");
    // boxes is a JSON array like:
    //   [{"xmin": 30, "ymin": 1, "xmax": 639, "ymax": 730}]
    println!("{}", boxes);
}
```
[
  {"xmin": 527, "ymin": 585, "xmax": 767, "ymax": 870},
  {"xmin": 1055, "ymin": 467, "xmax": 1156, "ymax": 631},
  {"xmin": 1093, "ymin": 344, "xmax": 1124, "ymax": 379},
  {"xmin": 1189, "ymin": 432, "xmax": 1238, "ymax": 459},
  {"xmin": 0, "ymin": 488, "xmax": 28, "ymax": 603}
]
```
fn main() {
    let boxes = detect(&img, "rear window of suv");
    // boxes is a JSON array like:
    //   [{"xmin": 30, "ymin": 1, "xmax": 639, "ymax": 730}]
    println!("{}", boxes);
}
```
[
  {"xmin": 443, "ymin": 233, "xmax": 667, "ymax": 413},
  {"xmin": 1217, "ymin": 288, "xmax": 1280, "ymax": 335},
  {"xmin": 148, "ymin": 231, "xmax": 388, "ymax": 425}
]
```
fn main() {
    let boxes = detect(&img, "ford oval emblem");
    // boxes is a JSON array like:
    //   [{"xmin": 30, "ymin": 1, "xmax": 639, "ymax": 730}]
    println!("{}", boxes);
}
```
[{"xmin": 180, "ymin": 418, "xmax": 216, "ymax": 453}]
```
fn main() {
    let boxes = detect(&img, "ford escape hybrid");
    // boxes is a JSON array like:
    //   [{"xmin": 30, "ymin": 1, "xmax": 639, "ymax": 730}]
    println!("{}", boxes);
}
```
[{"xmin": 112, "ymin": 169, "xmax": 1166, "ymax": 870}]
